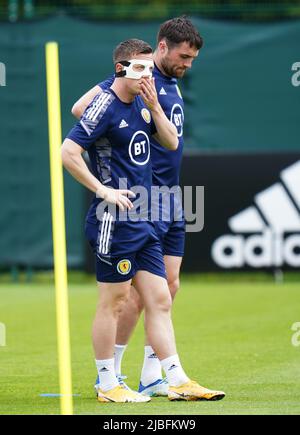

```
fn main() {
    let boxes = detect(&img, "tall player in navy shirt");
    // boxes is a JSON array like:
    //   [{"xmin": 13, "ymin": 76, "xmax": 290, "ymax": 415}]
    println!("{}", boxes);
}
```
[
  {"xmin": 63, "ymin": 39, "xmax": 225, "ymax": 403},
  {"xmin": 72, "ymin": 20, "xmax": 225, "ymax": 399}
]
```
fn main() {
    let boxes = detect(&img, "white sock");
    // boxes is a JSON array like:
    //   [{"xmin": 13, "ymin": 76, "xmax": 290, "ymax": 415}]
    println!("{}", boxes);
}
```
[
  {"xmin": 140, "ymin": 346, "xmax": 162, "ymax": 386},
  {"xmin": 114, "ymin": 344, "xmax": 127, "ymax": 377},
  {"xmin": 161, "ymin": 354, "xmax": 189, "ymax": 387},
  {"xmin": 95, "ymin": 358, "xmax": 119, "ymax": 392}
]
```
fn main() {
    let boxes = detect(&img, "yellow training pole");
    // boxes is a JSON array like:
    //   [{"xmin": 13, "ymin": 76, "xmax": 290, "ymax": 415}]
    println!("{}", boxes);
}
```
[{"xmin": 45, "ymin": 41, "xmax": 73, "ymax": 415}]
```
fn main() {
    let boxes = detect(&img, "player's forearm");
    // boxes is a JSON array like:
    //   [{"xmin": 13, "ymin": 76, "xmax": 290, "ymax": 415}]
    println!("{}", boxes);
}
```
[
  {"xmin": 151, "ymin": 105, "xmax": 178, "ymax": 150},
  {"xmin": 61, "ymin": 146, "xmax": 105, "ymax": 197}
]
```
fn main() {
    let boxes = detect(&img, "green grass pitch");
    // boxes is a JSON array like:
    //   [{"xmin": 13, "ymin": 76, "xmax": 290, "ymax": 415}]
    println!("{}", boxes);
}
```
[{"xmin": 1, "ymin": 275, "xmax": 300, "ymax": 415}]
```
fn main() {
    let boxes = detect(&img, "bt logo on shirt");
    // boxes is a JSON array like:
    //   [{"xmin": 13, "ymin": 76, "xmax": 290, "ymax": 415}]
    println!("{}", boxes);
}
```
[
  {"xmin": 170, "ymin": 104, "xmax": 184, "ymax": 137},
  {"xmin": 129, "ymin": 131, "xmax": 150, "ymax": 166},
  {"xmin": 134, "ymin": 141, "xmax": 147, "ymax": 156}
]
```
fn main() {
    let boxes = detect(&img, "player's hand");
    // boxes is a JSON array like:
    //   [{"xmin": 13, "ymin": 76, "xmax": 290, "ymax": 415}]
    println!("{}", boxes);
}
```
[
  {"xmin": 96, "ymin": 186, "xmax": 136, "ymax": 211},
  {"xmin": 140, "ymin": 77, "xmax": 159, "ymax": 112}
]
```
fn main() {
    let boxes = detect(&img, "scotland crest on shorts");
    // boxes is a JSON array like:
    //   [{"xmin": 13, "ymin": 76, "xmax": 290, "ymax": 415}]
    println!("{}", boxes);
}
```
[{"xmin": 117, "ymin": 259, "xmax": 132, "ymax": 275}]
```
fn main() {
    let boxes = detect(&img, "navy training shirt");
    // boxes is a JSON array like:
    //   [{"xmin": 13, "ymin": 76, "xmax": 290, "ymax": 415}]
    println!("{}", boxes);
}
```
[{"xmin": 67, "ymin": 89, "xmax": 156, "ymax": 225}]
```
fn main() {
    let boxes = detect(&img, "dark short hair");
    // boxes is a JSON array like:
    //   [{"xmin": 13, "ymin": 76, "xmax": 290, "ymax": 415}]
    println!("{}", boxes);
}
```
[
  {"xmin": 157, "ymin": 16, "xmax": 203, "ymax": 50},
  {"xmin": 113, "ymin": 39, "xmax": 153, "ymax": 64}
]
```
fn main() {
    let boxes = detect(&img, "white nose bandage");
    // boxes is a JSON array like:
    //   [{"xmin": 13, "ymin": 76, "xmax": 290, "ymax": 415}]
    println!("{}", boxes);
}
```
[{"xmin": 116, "ymin": 59, "xmax": 154, "ymax": 79}]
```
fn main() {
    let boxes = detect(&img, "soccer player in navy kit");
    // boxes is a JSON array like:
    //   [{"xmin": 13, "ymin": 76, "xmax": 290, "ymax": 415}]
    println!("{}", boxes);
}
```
[
  {"xmin": 63, "ymin": 39, "xmax": 225, "ymax": 403},
  {"xmin": 71, "ymin": 20, "xmax": 225, "ymax": 400}
]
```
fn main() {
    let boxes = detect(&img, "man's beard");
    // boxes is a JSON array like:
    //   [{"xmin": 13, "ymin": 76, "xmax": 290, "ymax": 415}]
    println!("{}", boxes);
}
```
[{"xmin": 161, "ymin": 58, "xmax": 185, "ymax": 79}]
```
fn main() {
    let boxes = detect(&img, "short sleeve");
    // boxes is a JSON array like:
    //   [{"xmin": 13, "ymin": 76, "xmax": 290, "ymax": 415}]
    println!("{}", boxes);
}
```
[
  {"xmin": 67, "ymin": 91, "xmax": 115, "ymax": 150},
  {"xmin": 98, "ymin": 75, "xmax": 115, "ymax": 91}
]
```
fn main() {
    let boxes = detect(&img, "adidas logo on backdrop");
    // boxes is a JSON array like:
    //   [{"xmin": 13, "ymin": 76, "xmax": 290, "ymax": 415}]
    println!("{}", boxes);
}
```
[{"xmin": 212, "ymin": 160, "xmax": 300, "ymax": 268}]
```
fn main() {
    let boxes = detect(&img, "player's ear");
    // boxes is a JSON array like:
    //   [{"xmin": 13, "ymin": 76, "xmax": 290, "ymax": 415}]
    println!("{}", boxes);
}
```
[
  {"xmin": 115, "ymin": 62, "xmax": 124, "ymax": 74},
  {"xmin": 159, "ymin": 40, "xmax": 167, "ymax": 54}
]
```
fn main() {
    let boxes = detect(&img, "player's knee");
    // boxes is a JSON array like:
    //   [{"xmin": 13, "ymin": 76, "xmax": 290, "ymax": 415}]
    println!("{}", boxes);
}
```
[
  {"xmin": 168, "ymin": 277, "xmax": 180, "ymax": 300},
  {"xmin": 131, "ymin": 287, "xmax": 144, "ymax": 314},
  {"xmin": 101, "ymin": 289, "xmax": 129, "ymax": 317},
  {"xmin": 155, "ymin": 290, "xmax": 172, "ymax": 313},
  {"xmin": 114, "ymin": 292, "xmax": 130, "ymax": 316}
]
